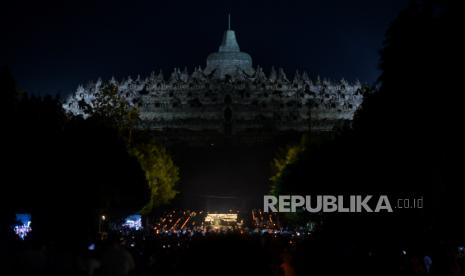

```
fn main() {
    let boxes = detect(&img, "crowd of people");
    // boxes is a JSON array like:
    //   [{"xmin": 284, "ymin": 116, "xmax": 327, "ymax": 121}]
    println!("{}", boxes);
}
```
[{"xmin": 2, "ymin": 220, "xmax": 464, "ymax": 276}]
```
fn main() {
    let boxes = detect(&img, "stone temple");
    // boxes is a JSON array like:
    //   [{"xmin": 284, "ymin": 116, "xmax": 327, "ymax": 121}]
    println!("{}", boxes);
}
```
[{"xmin": 64, "ymin": 18, "xmax": 364, "ymax": 145}]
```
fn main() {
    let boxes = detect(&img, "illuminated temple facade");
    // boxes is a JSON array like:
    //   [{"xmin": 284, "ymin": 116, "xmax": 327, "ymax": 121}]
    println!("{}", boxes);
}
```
[{"xmin": 64, "ymin": 21, "xmax": 364, "ymax": 143}]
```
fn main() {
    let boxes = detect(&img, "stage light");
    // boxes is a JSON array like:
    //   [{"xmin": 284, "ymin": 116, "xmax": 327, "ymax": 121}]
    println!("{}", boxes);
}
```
[
  {"xmin": 13, "ymin": 214, "xmax": 32, "ymax": 240},
  {"xmin": 204, "ymin": 213, "xmax": 238, "ymax": 223},
  {"xmin": 123, "ymin": 214, "xmax": 142, "ymax": 230}
]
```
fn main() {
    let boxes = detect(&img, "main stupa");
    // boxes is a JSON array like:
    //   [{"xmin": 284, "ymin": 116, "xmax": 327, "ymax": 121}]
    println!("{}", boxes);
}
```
[{"xmin": 204, "ymin": 15, "xmax": 254, "ymax": 78}]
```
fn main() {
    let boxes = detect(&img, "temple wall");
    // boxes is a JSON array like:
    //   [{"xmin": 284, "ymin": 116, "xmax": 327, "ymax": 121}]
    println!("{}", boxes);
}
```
[{"xmin": 63, "ymin": 67, "xmax": 364, "ymax": 140}]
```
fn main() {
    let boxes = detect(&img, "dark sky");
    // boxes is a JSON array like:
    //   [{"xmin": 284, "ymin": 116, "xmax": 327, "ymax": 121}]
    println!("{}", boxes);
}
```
[{"xmin": 1, "ymin": 0, "xmax": 408, "ymax": 96}]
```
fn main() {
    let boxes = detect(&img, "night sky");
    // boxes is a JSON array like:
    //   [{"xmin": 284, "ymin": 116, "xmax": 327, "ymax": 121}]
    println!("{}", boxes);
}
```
[{"xmin": 1, "ymin": 0, "xmax": 407, "ymax": 96}]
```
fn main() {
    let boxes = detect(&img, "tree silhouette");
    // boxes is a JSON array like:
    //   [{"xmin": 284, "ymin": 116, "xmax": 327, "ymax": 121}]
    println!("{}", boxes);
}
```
[
  {"xmin": 270, "ymin": 0, "xmax": 463, "ymax": 241},
  {"xmin": 82, "ymin": 81, "xmax": 180, "ymax": 215},
  {"xmin": 0, "ymin": 72, "xmax": 152, "ymax": 243}
]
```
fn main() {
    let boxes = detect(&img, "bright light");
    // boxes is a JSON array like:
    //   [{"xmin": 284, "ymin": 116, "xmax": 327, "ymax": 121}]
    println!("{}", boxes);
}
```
[
  {"xmin": 204, "ymin": 213, "xmax": 238, "ymax": 223},
  {"xmin": 13, "ymin": 214, "xmax": 32, "ymax": 240},
  {"xmin": 101, "ymin": 215, "xmax": 106, "ymax": 221},
  {"xmin": 123, "ymin": 214, "xmax": 142, "ymax": 230}
]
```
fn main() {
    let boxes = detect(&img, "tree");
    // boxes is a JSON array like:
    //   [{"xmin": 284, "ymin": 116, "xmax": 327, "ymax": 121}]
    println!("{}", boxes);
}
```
[
  {"xmin": 83, "ymin": 81, "xmax": 180, "ymax": 214},
  {"xmin": 352, "ymin": 0, "xmax": 463, "ymax": 238},
  {"xmin": 129, "ymin": 142, "xmax": 179, "ymax": 215},
  {"xmin": 270, "ymin": 138, "xmax": 306, "ymax": 195},
  {"xmin": 87, "ymin": 83, "xmax": 140, "ymax": 143},
  {"xmin": 268, "ymin": 0, "xmax": 463, "ymax": 245}
]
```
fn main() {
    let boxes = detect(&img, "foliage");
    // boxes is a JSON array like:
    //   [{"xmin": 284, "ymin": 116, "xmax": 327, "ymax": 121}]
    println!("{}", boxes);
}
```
[
  {"xmin": 129, "ymin": 142, "xmax": 179, "ymax": 215},
  {"xmin": 83, "ymin": 82, "xmax": 180, "ymax": 213},
  {"xmin": 0, "ymin": 71, "xmax": 151, "ymax": 241},
  {"xmin": 270, "ymin": 135, "xmax": 308, "ymax": 195},
  {"xmin": 268, "ymin": 0, "xmax": 463, "ymax": 240},
  {"xmin": 87, "ymin": 83, "xmax": 139, "ymax": 142}
]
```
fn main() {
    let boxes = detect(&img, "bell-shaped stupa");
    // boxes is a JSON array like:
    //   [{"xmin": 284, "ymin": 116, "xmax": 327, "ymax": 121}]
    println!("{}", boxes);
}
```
[{"xmin": 204, "ymin": 14, "xmax": 254, "ymax": 78}]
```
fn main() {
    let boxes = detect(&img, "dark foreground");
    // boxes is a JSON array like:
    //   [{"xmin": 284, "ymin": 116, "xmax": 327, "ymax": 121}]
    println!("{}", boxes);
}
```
[{"xmin": 2, "ymin": 229, "xmax": 464, "ymax": 276}]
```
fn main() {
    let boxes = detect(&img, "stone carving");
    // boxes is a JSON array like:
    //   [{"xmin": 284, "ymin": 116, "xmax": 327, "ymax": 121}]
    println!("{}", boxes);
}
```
[{"xmin": 63, "ymin": 22, "xmax": 365, "ymax": 137}]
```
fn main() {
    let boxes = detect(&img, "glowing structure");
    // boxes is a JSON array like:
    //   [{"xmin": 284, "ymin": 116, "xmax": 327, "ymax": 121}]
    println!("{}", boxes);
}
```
[
  {"xmin": 64, "ymin": 17, "xmax": 364, "ymax": 144},
  {"xmin": 204, "ymin": 213, "xmax": 238, "ymax": 223},
  {"xmin": 13, "ymin": 214, "xmax": 32, "ymax": 240},
  {"xmin": 123, "ymin": 214, "xmax": 142, "ymax": 230}
]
